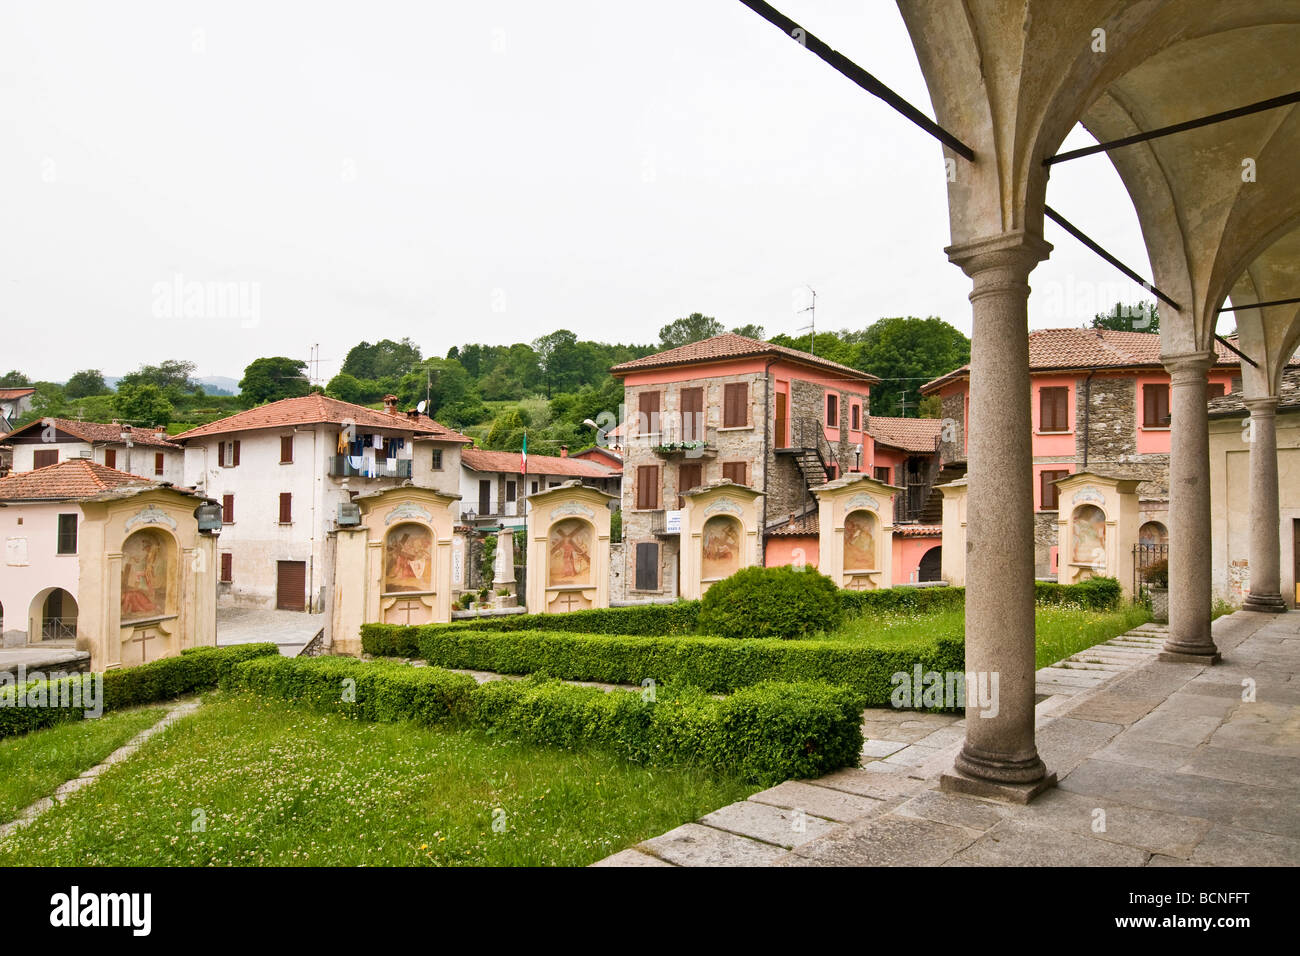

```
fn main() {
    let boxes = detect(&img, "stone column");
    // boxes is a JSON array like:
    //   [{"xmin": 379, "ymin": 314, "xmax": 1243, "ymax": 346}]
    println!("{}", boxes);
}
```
[
  {"xmin": 1159, "ymin": 351, "xmax": 1220, "ymax": 663},
  {"xmin": 493, "ymin": 527, "xmax": 515, "ymax": 595},
  {"xmin": 940, "ymin": 231, "xmax": 1056, "ymax": 803},
  {"xmin": 1243, "ymin": 396, "xmax": 1286, "ymax": 612}
]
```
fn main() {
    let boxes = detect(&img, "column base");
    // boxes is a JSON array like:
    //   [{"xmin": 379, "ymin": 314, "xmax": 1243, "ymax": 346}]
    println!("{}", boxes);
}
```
[
  {"xmin": 1243, "ymin": 592, "xmax": 1288, "ymax": 613},
  {"xmin": 941, "ymin": 768, "xmax": 1058, "ymax": 805},
  {"xmin": 1158, "ymin": 643, "xmax": 1221, "ymax": 665}
]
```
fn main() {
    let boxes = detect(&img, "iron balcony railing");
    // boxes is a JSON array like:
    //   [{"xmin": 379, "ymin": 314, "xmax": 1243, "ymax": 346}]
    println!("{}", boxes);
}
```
[{"xmin": 329, "ymin": 456, "xmax": 413, "ymax": 479}]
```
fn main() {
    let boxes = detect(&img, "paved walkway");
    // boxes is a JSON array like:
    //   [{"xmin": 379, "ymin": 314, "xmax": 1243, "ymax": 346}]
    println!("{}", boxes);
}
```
[
  {"xmin": 597, "ymin": 611, "xmax": 1299, "ymax": 866},
  {"xmin": 217, "ymin": 607, "xmax": 324, "ymax": 657},
  {"xmin": 0, "ymin": 646, "xmax": 91, "ymax": 679}
]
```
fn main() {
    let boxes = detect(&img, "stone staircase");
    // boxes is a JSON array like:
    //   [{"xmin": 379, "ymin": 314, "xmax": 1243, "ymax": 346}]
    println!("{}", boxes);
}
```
[
  {"xmin": 1034, "ymin": 622, "xmax": 1167, "ymax": 697},
  {"xmin": 915, "ymin": 463, "xmax": 965, "ymax": 524}
]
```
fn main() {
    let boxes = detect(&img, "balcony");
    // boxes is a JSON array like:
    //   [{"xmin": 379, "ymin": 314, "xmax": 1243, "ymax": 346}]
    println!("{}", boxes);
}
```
[
  {"xmin": 648, "ymin": 509, "xmax": 682, "ymax": 536},
  {"xmin": 328, "ymin": 455, "xmax": 412, "ymax": 479}
]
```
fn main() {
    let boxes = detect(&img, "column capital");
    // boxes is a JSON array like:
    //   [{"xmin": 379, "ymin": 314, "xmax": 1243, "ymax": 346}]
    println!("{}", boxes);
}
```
[
  {"xmin": 1244, "ymin": 395, "xmax": 1280, "ymax": 416},
  {"xmin": 1160, "ymin": 349, "xmax": 1216, "ymax": 383},
  {"xmin": 945, "ymin": 230, "xmax": 1052, "ymax": 280}
]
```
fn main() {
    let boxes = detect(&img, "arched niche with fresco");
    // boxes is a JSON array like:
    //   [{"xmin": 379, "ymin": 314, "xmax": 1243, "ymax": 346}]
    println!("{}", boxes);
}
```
[
  {"xmin": 813, "ymin": 474, "xmax": 898, "ymax": 591},
  {"xmin": 525, "ymin": 482, "xmax": 616, "ymax": 614}
]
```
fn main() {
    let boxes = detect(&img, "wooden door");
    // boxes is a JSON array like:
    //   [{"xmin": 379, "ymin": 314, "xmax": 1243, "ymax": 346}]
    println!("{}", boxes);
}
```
[
  {"xmin": 276, "ymin": 561, "xmax": 306, "ymax": 611},
  {"xmin": 775, "ymin": 392, "xmax": 788, "ymax": 449}
]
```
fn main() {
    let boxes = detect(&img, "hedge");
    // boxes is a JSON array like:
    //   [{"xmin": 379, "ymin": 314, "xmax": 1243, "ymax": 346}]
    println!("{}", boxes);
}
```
[
  {"xmin": 222, "ymin": 655, "xmax": 864, "ymax": 785},
  {"xmin": 699, "ymin": 565, "xmax": 844, "ymax": 639},
  {"xmin": 395, "ymin": 628, "xmax": 964, "ymax": 706},
  {"xmin": 0, "ymin": 643, "xmax": 279, "ymax": 741},
  {"xmin": 1034, "ymin": 576, "xmax": 1122, "ymax": 610},
  {"xmin": 838, "ymin": 584, "xmax": 966, "ymax": 616}
]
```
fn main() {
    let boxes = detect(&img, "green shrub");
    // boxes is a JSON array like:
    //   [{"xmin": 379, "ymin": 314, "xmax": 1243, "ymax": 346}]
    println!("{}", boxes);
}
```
[
  {"xmin": 227, "ymin": 656, "xmax": 864, "ymax": 785},
  {"xmin": 1142, "ymin": 560, "xmax": 1168, "ymax": 588},
  {"xmin": 699, "ymin": 565, "xmax": 844, "ymax": 639},
  {"xmin": 1035, "ymin": 576, "xmax": 1122, "ymax": 610},
  {"xmin": 408, "ymin": 628, "xmax": 964, "ymax": 706},
  {"xmin": 0, "ymin": 643, "xmax": 279, "ymax": 741},
  {"xmin": 838, "ymin": 584, "xmax": 964, "ymax": 616}
]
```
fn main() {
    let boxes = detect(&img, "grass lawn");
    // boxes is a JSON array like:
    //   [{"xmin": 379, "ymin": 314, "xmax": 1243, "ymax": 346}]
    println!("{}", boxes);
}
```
[
  {"xmin": 829, "ymin": 603, "xmax": 1151, "ymax": 669},
  {"xmin": 0, "ymin": 692, "xmax": 755, "ymax": 867},
  {"xmin": 0, "ymin": 705, "xmax": 168, "ymax": 822}
]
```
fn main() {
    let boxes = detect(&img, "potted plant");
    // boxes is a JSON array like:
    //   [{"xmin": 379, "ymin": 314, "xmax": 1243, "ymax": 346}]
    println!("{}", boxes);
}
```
[{"xmin": 1143, "ymin": 558, "xmax": 1169, "ymax": 623}]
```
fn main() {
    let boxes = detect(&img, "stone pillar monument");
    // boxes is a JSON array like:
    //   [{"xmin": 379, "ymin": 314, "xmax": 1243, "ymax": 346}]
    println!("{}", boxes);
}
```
[{"xmin": 493, "ymin": 527, "xmax": 516, "ymax": 596}]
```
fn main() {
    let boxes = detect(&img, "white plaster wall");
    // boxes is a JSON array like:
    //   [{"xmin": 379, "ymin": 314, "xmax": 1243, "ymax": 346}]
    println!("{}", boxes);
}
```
[{"xmin": 10, "ymin": 440, "xmax": 183, "ymax": 482}]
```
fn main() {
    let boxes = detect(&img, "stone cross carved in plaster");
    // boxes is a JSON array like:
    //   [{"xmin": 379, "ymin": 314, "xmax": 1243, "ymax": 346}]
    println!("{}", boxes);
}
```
[
  {"xmin": 549, "ymin": 502, "xmax": 595, "ymax": 521},
  {"xmin": 385, "ymin": 502, "xmax": 434, "ymax": 525},
  {"xmin": 703, "ymin": 498, "xmax": 742, "ymax": 517},
  {"xmin": 124, "ymin": 506, "xmax": 178, "ymax": 532},
  {"xmin": 844, "ymin": 493, "xmax": 880, "ymax": 513}
]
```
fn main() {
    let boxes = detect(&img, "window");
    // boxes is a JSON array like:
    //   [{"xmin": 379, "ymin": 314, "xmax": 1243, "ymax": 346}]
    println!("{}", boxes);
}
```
[
  {"xmin": 635, "ymin": 541, "xmax": 659, "ymax": 591},
  {"xmin": 1040, "ymin": 470, "xmax": 1069, "ymax": 510},
  {"xmin": 221, "ymin": 494, "xmax": 234, "ymax": 523},
  {"xmin": 1143, "ymin": 384, "xmax": 1170, "ymax": 427},
  {"xmin": 56, "ymin": 514, "xmax": 77, "ymax": 555},
  {"xmin": 220, "ymin": 440, "xmax": 241, "ymax": 467},
  {"xmin": 1039, "ymin": 387, "xmax": 1069, "ymax": 432},
  {"xmin": 506, "ymin": 480, "xmax": 517, "ymax": 503},
  {"xmin": 154, "ymin": 452, "xmax": 165, "ymax": 476},
  {"xmin": 1207, "ymin": 382, "xmax": 1226, "ymax": 400},
  {"xmin": 278, "ymin": 493, "xmax": 292, "ymax": 524},
  {"xmin": 638, "ymin": 391, "xmax": 661, "ymax": 435},
  {"xmin": 680, "ymin": 387, "xmax": 704, "ymax": 441},
  {"xmin": 33, "ymin": 449, "xmax": 58, "ymax": 469},
  {"xmin": 678, "ymin": 462, "xmax": 702, "ymax": 508},
  {"xmin": 220, "ymin": 553, "xmax": 233, "ymax": 583},
  {"xmin": 478, "ymin": 480, "xmax": 491, "ymax": 514},
  {"xmin": 723, "ymin": 383, "xmax": 748, "ymax": 428},
  {"xmin": 874, "ymin": 466, "xmax": 891, "ymax": 484},
  {"xmin": 636, "ymin": 465, "xmax": 660, "ymax": 510},
  {"xmin": 722, "ymin": 461, "xmax": 747, "ymax": 486},
  {"xmin": 826, "ymin": 393, "xmax": 839, "ymax": 427},
  {"xmin": 531, "ymin": 480, "xmax": 539, "ymax": 495},
  {"xmin": 851, "ymin": 403, "xmax": 861, "ymax": 431},
  {"xmin": 104, "ymin": 448, "xmax": 117, "ymax": 469},
  {"xmin": 280, "ymin": 435, "xmax": 294, "ymax": 464},
  {"xmin": 431, "ymin": 449, "xmax": 443, "ymax": 470}
]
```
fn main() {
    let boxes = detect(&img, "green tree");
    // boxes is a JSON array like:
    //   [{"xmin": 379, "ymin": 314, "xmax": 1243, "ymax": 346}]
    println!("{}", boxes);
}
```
[
  {"xmin": 659, "ymin": 313, "xmax": 724, "ymax": 350},
  {"xmin": 239, "ymin": 357, "xmax": 311, "ymax": 405},
  {"xmin": 1093, "ymin": 301, "xmax": 1159, "ymax": 333},
  {"xmin": 730, "ymin": 323, "xmax": 765, "ymax": 340},
  {"xmin": 119, "ymin": 360, "xmax": 197, "ymax": 393},
  {"xmin": 484, "ymin": 408, "xmax": 528, "ymax": 450},
  {"xmin": 114, "ymin": 383, "xmax": 174, "ymax": 427},
  {"xmin": 854, "ymin": 317, "xmax": 970, "ymax": 418},
  {"xmin": 340, "ymin": 338, "xmax": 423, "ymax": 382},
  {"xmin": 64, "ymin": 369, "xmax": 108, "ymax": 399},
  {"xmin": 767, "ymin": 331, "xmax": 857, "ymax": 366},
  {"xmin": 0, "ymin": 371, "xmax": 32, "ymax": 387}
]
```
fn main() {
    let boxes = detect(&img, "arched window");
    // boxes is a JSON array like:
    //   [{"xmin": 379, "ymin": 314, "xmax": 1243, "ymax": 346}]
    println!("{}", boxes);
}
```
[{"xmin": 384, "ymin": 523, "xmax": 434, "ymax": 594}]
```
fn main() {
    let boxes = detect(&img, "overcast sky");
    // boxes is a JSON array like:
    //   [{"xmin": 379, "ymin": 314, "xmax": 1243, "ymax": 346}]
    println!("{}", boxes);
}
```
[{"xmin": 2, "ymin": 0, "xmax": 1164, "ymax": 384}]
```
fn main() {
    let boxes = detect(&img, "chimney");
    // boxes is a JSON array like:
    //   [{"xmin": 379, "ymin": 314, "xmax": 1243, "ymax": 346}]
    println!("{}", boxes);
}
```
[
  {"xmin": 406, "ymin": 409, "xmax": 418, "ymax": 420},
  {"xmin": 383, "ymin": 395, "xmax": 399, "ymax": 415},
  {"xmin": 560, "ymin": 445, "xmax": 568, "ymax": 458}
]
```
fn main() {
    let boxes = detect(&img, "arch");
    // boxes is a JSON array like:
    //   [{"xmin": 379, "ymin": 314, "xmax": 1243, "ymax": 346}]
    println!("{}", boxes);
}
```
[
  {"xmin": 1139, "ymin": 520, "xmax": 1169, "ymax": 548},
  {"xmin": 918, "ymin": 546, "xmax": 942, "ymax": 583},
  {"xmin": 701, "ymin": 514, "xmax": 743, "ymax": 582},
  {"xmin": 384, "ymin": 521, "xmax": 435, "ymax": 594},
  {"xmin": 843, "ymin": 509, "xmax": 878, "ymax": 572},
  {"xmin": 1071, "ymin": 504, "xmax": 1108, "ymax": 569},
  {"xmin": 29, "ymin": 587, "xmax": 78, "ymax": 642},
  {"xmin": 548, "ymin": 517, "xmax": 594, "ymax": 588},
  {"xmin": 121, "ymin": 528, "xmax": 176, "ymax": 623}
]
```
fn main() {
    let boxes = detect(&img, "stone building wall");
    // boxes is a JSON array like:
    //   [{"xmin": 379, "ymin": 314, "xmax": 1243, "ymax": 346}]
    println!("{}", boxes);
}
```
[
  {"xmin": 1034, "ymin": 512, "xmax": 1059, "ymax": 578},
  {"xmin": 939, "ymin": 390, "xmax": 966, "ymax": 465}
]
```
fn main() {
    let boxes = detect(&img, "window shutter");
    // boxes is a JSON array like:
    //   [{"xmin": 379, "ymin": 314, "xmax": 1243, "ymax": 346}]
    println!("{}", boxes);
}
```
[
  {"xmin": 826, "ymin": 393, "xmax": 839, "ymax": 427},
  {"xmin": 637, "ymin": 465, "xmax": 659, "ymax": 510},
  {"xmin": 33, "ymin": 449, "xmax": 58, "ymax": 469},
  {"xmin": 222, "ymin": 494, "xmax": 234, "ymax": 523},
  {"xmin": 104, "ymin": 449, "xmax": 116, "ymax": 469},
  {"xmin": 279, "ymin": 492, "xmax": 292, "ymax": 524},
  {"xmin": 681, "ymin": 388, "xmax": 704, "ymax": 441},
  {"xmin": 851, "ymin": 404, "xmax": 860, "ymax": 430},
  {"xmin": 722, "ymin": 462, "xmax": 746, "ymax": 486},
  {"xmin": 280, "ymin": 435, "xmax": 293, "ymax": 463},
  {"xmin": 678, "ymin": 462, "xmax": 703, "ymax": 507},
  {"xmin": 639, "ymin": 391, "xmax": 660, "ymax": 434},
  {"xmin": 232, "ymin": 440, "xmax": 241, "ymax": 466},
  {"xmin": 635, "ymin": 542, "xmax": 659, "ymax": 591},
  {"xmin": 723, "ymin": 383, "xmax": 748, "ymax": 428},
  {"xmin": 155, "ymin": 452, "xmax": 165, "ymax": 475},
  {"xmin": 1041, "ymin": 470, "xmax": 1068, "ymax": 510},
  {"xmin": 220, "ymin": 553, "xmax": 233, "ymax": 583}
]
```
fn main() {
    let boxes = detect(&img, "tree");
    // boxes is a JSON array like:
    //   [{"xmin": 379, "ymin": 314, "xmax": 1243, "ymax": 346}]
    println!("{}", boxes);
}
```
[
  {"xmin": 119, "ymin": 360, "xmax": 197, "ymax": 393},
  {"xmin": 854, "ymin": 317, "xmax": 970, "ymax": 418},
  {"xmin": 767, "ymin": 331, "xmax": 857, "ymax": 366},
  {"xmin": 340, "ymin": 338, "xmax": 423, "ymax": 382},
  {"xmin": 239, "ymin": 357, "xmax": 311, "ymax": 405},
  {"xmin": 0, "ymin": 371, "xmax": 31, "ymax": 387},
  {"xmin": 658, "ymin": 313, "xmax": 724, "ymax": 350},
  {"xmin": 730, "ymin": 323, "xmax": 765, "ymax": 340},
  {"xmin": 64, "ymin": 369, "xmax": 108, "ymax": 399},
  {"xmin": 1093, "ymin": 301, "xmax": 1159, "ymax": 333},
  {"xmin": 114, "ymin": 383, "xmax": 174, "ymax": 427},
  {"xmin": 325, "ymin": 372, "xmax": 380, "ymax": 405}
]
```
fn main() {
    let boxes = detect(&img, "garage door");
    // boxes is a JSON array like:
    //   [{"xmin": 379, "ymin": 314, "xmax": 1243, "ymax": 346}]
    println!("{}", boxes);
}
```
[{"xmin": 276, "ymin": 561, "xmax": 306, "ymax": 611}]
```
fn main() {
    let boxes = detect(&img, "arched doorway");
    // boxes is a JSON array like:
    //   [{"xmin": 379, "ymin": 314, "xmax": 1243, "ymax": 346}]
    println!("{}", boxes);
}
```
[
  {"xmin": 31, "ymin": 588, "xmax": 78, "ymax": 642},
  {"xmin": 918, "ymin": 546, "xmax": 942, "ymax": 583}
]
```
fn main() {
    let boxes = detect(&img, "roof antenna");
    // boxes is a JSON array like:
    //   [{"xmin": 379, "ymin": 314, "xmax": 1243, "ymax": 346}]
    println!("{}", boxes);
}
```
[{"xmin": 797, "ymin": 285, "xmax": 817, "ymax": 356}]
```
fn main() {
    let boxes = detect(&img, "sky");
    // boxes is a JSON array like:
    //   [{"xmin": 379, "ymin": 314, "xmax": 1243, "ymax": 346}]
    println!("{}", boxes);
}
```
[{"xmin": 1, "ymin": 0, "xmax": 1165, "ymax": 384}]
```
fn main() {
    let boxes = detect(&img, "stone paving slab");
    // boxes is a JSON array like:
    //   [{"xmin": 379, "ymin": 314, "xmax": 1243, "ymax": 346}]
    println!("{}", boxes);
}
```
[
  {"xmin": 781, "ymin": 813, "xmax": 980, "ymax": 867},
  {"xmin": 699, "ymin": 801, "xmax": 837, "ymax": 849},
  {"xmin": 748, "ymin": 780, "xmax": 886, "ymax": 823},
  {"xmin": 953, "ymin": 817, "xmax": 1151, "ymax": 867},
  {"xmin": 640, "ymin": 823, "xmax": 787, "ymax": 866}
]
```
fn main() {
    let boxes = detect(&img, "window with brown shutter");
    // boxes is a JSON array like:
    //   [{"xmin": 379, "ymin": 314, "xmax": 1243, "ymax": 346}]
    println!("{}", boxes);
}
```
[
  {"xmin": 233, "ymin": 440, "xmax": 241, "ymax": 466},
  {"xmin": 636, "ymin": 465, "xmax": 660, "ymax": 510},
  {"xmin": 220, "ymin": 552, "xmax": 233, "ymax": 583},
  {"xmin": 638, "ymin": 391, "xmax": 661, "ymax": 436},
  {"xmin": 222, "ymin": 494, "xmax": 234, "ymax": 523},
  {"xmin": 56, "ymin": 514, "xmax": 78, "ymax": 555},
  {"xmin": 154, "ymin": 452, "xmax": 165, "ymax": 475},
  {"xmin": 678, "ymin": 462, "xmax": 702, "ymax": 508},
  {"xmin": 1207, "ymin": 382, "xmax": 1226, "ymax": 400},
  {"xmin": 104, "ymin": 448, "xmax": 116, "ymax": 469},
  {"xmin": 1143, "ymin": 384, "xmax": 1170, "ymax": 427},
  {"xmin": 278, "ymin": 492, "xmax": 292, "ymax": 524},
  {"xmin": 722, "ymin": 461, "xmax": 747, "ymax": 486},
  {"xmin": 280, "ymin": 435, "xmax": 294, "ymax": 464},
  {"xmin": 1039, "ymin": 387, "xmax": 1069, "ymax": 432},
  {"xmin": 851, "ymin": 403, "xmax": 861, "ymax": 430},
  {"xmin": 826, "ymin": 393, "xmax": 839, "ymax": 427},
  {"xmin": 635, "ymin": 542, "xmax": 659, "ymax": 591},
  {"xmin": 33, "ymin": 449, "xmax": 58, "ymax": 469},
  {"xmin": 680, "ymin": 387, "xmax": 704, "ymax": 441},
  {"xmin": 874, "ymin": 466, "xmax": 891, "ymax": 484},
  {"xmin": 723, "ymin": 383, "xmax": 748, "ymax": 428},
  {"xmin": 1040, "ymin": 470, "xmax": 1069, "ymax": 510}
]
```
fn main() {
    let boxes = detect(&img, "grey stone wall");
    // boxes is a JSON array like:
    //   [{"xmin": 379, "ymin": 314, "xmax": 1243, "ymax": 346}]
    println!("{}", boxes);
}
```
[
  {"xmin": 939, "ymin": 390, "xmax": 966, "ymax": 465},
  {"xmin": 1034, "ymin": 512, "xmax": 1060, "ymax": 578},
  {"xmin": 1079, "ymin": 376, "xmax": 1137, "ymax": 460}
]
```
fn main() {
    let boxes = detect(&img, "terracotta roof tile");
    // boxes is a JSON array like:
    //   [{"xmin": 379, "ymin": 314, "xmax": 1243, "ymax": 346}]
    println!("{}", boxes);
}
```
[
  {"xmin": 921, "ymin": 328, "xmax": 1237, "ymax": 393},
  {"xmin": 0, "ymin": 458, "xmax": 153, "ymax": 501},
  {"xmin": 610, "ymin": 333, "xmax": 879, "ymax": 384},
  {"xmin": 0, "ymin": 388, "xmax": 36, "ymax": 401},
  {"xmin": 765, "ymin": 510, "xmax": 819, "ymax": 537},
  {"xmin": 867, "ymin": 416, "xmax": 943, "ymax": 453},
  {"xmin": 0, "ymin": 418, "xmax": 180, "ymax": 448},
  {"xmin": 461, "ymin": 448, "xmax": 617, "ymax": 479},
  {"xmin": 171, "ymin": 394, "xmax": 471, "ymax": 444},
  {"xmin": 1208, "ymin": 367, "xmax": 1300, "ymax": 418}
]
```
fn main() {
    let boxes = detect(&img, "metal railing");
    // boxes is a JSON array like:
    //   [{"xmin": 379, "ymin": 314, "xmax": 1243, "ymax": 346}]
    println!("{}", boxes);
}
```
[
  {"xmin": 791, "ymin": 416, "xmax": 834, "ymax": 470},
  {"xmin": 329, "ymin": 456, "xmax": 412, "ymax": 479}
]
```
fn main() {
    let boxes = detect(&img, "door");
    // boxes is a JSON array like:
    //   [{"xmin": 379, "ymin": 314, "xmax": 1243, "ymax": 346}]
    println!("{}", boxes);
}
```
[
  {"xmin": 478, "ymin": 479, "xmax": 491, "ymax": 515},
  {"xmin": 1293, "ymin": 520, "xmax": 1300, "ymax": 606},
  {"xmin": 775, "ymin": 392, "xmax": 788, "ymax": 449},
  {"xmin": 276, "ymin": 561, "xmax": 306, "ymax": 611}
]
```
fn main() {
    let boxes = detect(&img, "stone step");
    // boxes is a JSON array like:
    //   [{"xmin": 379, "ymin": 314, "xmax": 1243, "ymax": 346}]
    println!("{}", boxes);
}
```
[{"xmin": 1035, "ymin": 667, "xmax": 1107, "ymax": 686}]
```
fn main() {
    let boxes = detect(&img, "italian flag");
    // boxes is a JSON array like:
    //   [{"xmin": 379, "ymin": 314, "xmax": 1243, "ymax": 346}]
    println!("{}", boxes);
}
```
[{"xmin": 520, "ymin": 430, "xmax": 527, "ymax": 475}]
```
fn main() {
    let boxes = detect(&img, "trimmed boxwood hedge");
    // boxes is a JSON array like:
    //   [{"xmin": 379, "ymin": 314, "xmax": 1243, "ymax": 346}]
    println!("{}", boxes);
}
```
[
  {"xmin": 699, "ymin": 565, "xmax": 844, "ymax": 639},
  {"xmin": 1034, "ymin": 576, "xmax": 1122, "ymax": 610},
  {"xmin": 0, "ymin": 643, "xmax": 279, "ymax": 741},
  {"xmin": 837, "ymin": 584, "xmax": 966, "ymax": 616},
  {"xmin": 222, "ymin": 654, "xmax": 864, "ymax": 785}
]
